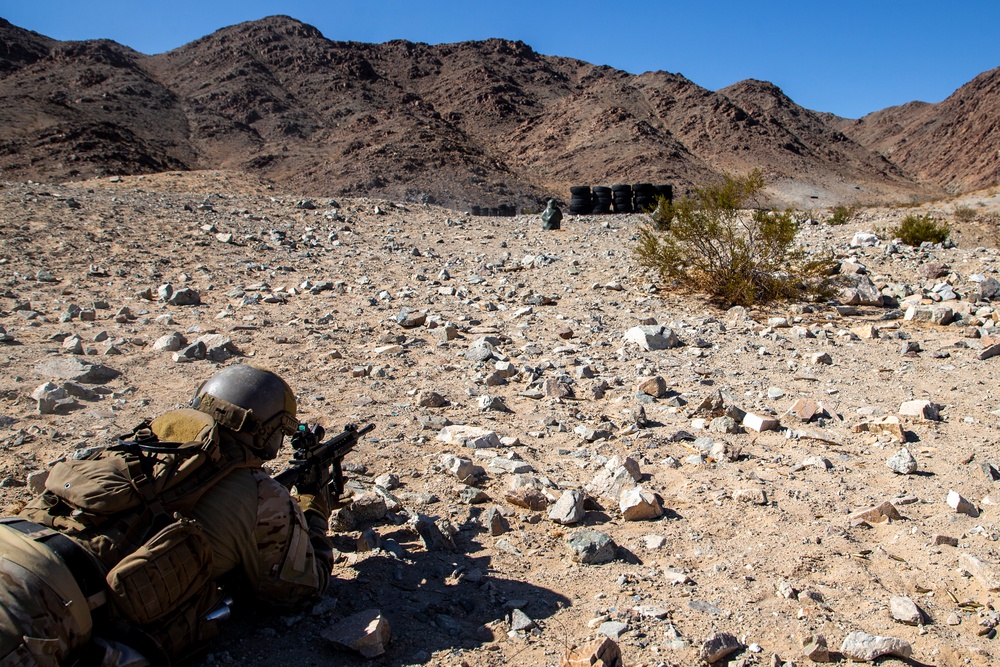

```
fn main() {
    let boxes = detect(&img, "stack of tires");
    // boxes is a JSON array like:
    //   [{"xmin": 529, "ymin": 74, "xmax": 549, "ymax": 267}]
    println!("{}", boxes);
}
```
[
  {"xmin": 654, "ymin": 184, "xmax": 673, "ymax": 206},
  {"xmin": 470, "ymin": 205, "xmax": 482, "ymax": 216},
  {"xmin": 498, "ymin": 204, "xmax": 515, "ymax": 217},
  {"xmin": 611, "ymin": 184, "xmax": 633, "ymax": 213},
  {"xmin": 591, "ymin": 186, "xmax": 612, "ymax": 214},
  {"xmin": 569, "ymin": 186, "xmax": 592, "ymax": 215},
  {"xmin": 633, "ymin": 183, "xmax": 657, "ymax": 213}
]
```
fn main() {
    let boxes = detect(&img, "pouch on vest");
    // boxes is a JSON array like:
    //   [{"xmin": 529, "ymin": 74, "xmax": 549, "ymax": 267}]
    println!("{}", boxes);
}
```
[
  {"xmin": 105, "ymin": 516, "xmax": 214, "ymax": 626},
  {"xmin": 41, "ymin": 408, "xmax": 221, "ymax": 516}
]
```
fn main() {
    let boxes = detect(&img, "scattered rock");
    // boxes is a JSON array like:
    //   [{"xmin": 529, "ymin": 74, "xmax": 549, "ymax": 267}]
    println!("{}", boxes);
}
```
[
  {"xmin": 549, "ymin": 490, "xmax": 586, "ymax": 525},
  {"xmin": 742, "ymin": 412, "xmax": 779, "ymax": 432},
  {"xmin": 899, "ymin": 399, "xmax": 940, "ymax": 421},
  {"xmin": 559, "ymin": 637, "xmax": 623, "ymax": 667},
  {"xmin": 853, "ymin": 416, "xmax": 905, "ymax": 441},
  {"xmin": 619, "ymin": 486, "xmax": 663, "ymax": 521},
  {"xmin": 167, "ymin": 287, "xmax": 201, "ymax": 306},
  {"xmin": 482, "ymin": 507, "xmax": 510, "ymax": 536},
  {"xmin": 321, "ymin": 609, "xmax": 391, "ymax": 658},
  {"xmin": 586, "ymin": 455, "xmax": 641, "ymax": 500},
  {"xmin": 699, "ymin": 632, "xmax": 742, "ymax": 663},
  {"xmin": 802, "ymin": 634, "xmax": 830, "ymax": 662},
  {"xmin": 947, "ymin": 489, "xmax": 978, "ymax": 516},
  {"xmin": 904, "ymin": 304, "xmax": 953, "ymax": 325},
  {"xmin": 732, "ymin": 488, "xmax": 768, "ymax": 505},
  {"xmin": 396, "ymin": 309, "xmax": 426, "ymax": 328},
  {"xmin": 961, "ymin": 553, "xmax": 1000, "ymax": 591},
  {"xmin": 34, "ymin": 358, "xmax": 120, "ymax": 384},
  {"xmin": 153, "ymin": 332, "xmax": 187, "ymax": 351},
  {"xmin": 417, "ymin": 391, "xmax": 447, "ymax": 408},
  {"xmin": 597, "ymin": 621, "xmax": 628, "ymax": 640},
  {"xmin": 886, "ymin": 448, "xmax": 917, "ymax": 474},
  {"xmin": 851, "ymin": 501, "xmax": 902, "ymax": 524},
  {"xmin": 636, "ymin": 375, "xmax": 667, "ymax": 398},
  {"xmin": 839, "ymin": 631, "xmax": 911, "ymax": 662},
  {"xmin": 889, "ymin": 596, "xmax": 923, "ymax": 625},
  {"xmin": 505, "ymin": 486, "xmax": 549, "ymax": 511},
  {"xmin": 437, "ymin": 425, "xmax": 502, "ymax": 449},
  {"xmin": 566, "ymin": 529, "xmax": 616, "ymax": 565},
  {"xmin": 623, "ymin": 325, "xmax": 681, "ymax": 351},
  {"xmin": 441, "ymin": 455, "xmax": 484, "ymax": 483}
]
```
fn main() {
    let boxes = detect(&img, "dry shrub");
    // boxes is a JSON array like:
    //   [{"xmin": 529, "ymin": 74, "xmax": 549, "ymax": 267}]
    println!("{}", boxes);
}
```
[
  {"xmin": 634, "ymin": 170, "xmax": 835, "ymax": 307},
  {"xmin": 826, "ymin": 205, "xmax": 856, "ymax": 225},
  {"xmin": 953, "ymin": 206, "xmax": 977, "ymax": 223},
  {"xmin": 890, "ymin": 214, "xmax": 950, "ymax": 246}
]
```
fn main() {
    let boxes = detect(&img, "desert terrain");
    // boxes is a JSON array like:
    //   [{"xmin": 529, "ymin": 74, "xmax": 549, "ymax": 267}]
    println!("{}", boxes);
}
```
[{"xmin": 2, "ymin": 171, "xmax": 1000, "ymax": 667}]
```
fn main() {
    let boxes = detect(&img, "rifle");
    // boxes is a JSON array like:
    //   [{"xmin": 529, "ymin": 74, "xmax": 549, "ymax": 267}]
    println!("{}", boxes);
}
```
[{"xmin": 274, "ymin": 422, "xmax": 375, "ymax": 497}]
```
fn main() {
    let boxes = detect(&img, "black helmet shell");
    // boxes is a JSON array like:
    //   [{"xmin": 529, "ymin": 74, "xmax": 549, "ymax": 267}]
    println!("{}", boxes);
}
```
[{"xmin": 193, "ymin": 365, "xmax": 298, "ymax": 459}]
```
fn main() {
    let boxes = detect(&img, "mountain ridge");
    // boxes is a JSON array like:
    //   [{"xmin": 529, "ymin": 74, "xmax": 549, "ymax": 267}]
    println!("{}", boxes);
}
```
[{"xmin": 0, "ymin": 15, "xmax": 995, "ymax": 208}]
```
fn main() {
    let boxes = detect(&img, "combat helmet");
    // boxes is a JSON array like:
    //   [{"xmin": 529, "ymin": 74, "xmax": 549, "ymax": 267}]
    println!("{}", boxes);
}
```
[{"xmin": 191, "ymin": 365, "xmax": 298, "ymax": 459}]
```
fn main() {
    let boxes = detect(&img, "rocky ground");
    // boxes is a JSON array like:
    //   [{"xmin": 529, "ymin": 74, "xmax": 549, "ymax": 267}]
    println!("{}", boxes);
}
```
[{"xmin": 3, "ymin": 172, "xmax": 1000, "ymax": 667}]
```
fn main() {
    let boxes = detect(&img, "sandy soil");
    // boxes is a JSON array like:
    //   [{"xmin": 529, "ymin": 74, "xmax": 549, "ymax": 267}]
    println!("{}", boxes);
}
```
[{"xmin": 2, "ymin": 173, "xmax": 1000, "ymax": 667}]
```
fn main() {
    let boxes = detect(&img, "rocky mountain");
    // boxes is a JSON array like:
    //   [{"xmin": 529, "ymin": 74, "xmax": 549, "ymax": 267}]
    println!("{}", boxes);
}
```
[
  {"xmin": 835, "ymin": 67, "xmax": 1000, "ymax": 195},
  {"xmin": 0, "ymin": 15, "xmax": 995, "ymax": 207}
]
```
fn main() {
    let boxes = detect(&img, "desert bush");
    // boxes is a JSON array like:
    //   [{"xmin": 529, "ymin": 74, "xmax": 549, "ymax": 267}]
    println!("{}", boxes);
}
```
[
  {"xmin": 826, "ymin": 205, "xmax": 856, "ymax": 226},
  {"xmin": 953, "ymin": 206, "xmax": 977, "ymax": 223},
  {"xmin": 633, "ymin": 170, "xmax": 835, "ymax": 307},
  {"xmin": 650, "ymin": 196, "xmax": 674, "ymax": 230},
  {"xmin": 890, "ymin": 214, "xmax": 950, "ymax": 246}
]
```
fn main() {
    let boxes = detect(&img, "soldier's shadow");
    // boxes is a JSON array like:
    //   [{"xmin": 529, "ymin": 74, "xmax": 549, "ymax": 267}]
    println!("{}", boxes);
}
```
[{"xmin": 196, "ymin": 516, "xmax": 572, "ymax": 666}]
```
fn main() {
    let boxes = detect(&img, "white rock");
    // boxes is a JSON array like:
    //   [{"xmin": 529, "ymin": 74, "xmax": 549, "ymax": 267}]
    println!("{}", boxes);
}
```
[
  {"xmin": 886, "ymin": 448, "xmax": 917, "ymax": 474},
  {"xmin": 619, "ymin": 486, "xmax": 663, "ymax": 521},
  {"xmin": 904, "ymin": 304, "xmax": 953, "ymax": 325},
  {"xmin": 850, "ymin": 232, "xmax": 879, "ymax": 248},
  {"xmin": 839, "ymin": 631, "xmax": 911, "ymax": 662},
  {"xmin": 899, "ymin": 399, "xmax": 939, "ymax": 421},
  {"xmin": 742, "ymin": 412, "xmax": 779, "ymax": 432},
  {"xmin": 436, "ymin": 425, "xmax": 502, "ymax": 449},
  {"xmin": 960, "ymin": 553, "xmax": 1000, "ymax": 591},
  {"xmin": 623, "ymin": 325, "xmax": 681, "ymax": 351},
  {"xmin": 946, "ymin": 489, "xmax": 978, "ymax": 516},
  {"xmin": 440, "ymin": 455, "xmax": 484, "ymax": 483},
  {"xmin": 889, "ymin": 596, "xmax": 922, "ymax": 625},
  {"xmin": 549, "ymin": 489, "xmax": 586, "ymax": 525}
]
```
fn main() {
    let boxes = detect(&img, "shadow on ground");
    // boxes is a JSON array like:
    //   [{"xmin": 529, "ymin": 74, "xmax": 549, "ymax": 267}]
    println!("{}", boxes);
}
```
[{"xmin": 186, "ymin": 517, "xmax": 571, "ymax": 666}]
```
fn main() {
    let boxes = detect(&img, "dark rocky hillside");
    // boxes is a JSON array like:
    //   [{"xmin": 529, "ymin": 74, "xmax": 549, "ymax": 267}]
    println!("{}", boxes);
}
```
[{"xmin": 1, "ymin": 15, "xmax": 995, "ymax": 207}]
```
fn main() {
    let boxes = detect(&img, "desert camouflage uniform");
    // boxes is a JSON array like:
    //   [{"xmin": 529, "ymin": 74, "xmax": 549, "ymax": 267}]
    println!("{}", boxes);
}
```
[{"xmin": 0, "ymin": 466, "xmax": 332, "ymax": 666}]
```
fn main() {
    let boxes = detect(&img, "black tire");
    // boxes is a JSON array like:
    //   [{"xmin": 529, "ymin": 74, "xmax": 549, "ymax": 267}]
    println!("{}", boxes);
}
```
[
  {"xmin": 591, "ymin": 186, "xmax": 612, "ymax": 196},
  {"xmin": 611, "ymin": 184, "xmax": 631, "ymax": 193},
  {"xmin": 569, "ymin": 186, "xmax": 591, "ymax": 196},
  {"xmin": 471, "ymin": 206, "xmax": 481, "ymax": 216},
  {"xmin": 613, "ymin": 201, "xmax": 634, "ymax": 214},
  {"xmin": 489, "ymin": 208, "xmax": 499, "ymax": 217}
]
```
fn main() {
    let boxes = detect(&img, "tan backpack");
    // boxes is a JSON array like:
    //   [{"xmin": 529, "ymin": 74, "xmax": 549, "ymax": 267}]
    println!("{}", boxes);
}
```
[{"xmin": 20, "ymin": 407, "xmax": 258, "ymax": 659}]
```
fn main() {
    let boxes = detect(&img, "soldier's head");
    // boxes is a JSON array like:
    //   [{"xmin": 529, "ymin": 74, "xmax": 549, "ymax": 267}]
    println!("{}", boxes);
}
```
[{"xmin": 191, "ymin": 365, "xmax": 298, "ymax": 459}]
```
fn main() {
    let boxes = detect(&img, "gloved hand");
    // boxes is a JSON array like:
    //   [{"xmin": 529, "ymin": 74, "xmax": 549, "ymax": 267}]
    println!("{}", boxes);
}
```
[
  {"xmin": 296, "ymin": 484, "xmax": 332, "ymax": 524},
  {"xmin": 294, "ymin": 460, "xmax": 334, "ymax": 498}
]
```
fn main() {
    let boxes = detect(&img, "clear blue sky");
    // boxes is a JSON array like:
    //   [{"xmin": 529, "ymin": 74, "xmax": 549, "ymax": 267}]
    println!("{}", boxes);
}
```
[{"xmin": 4, "ymin": 1, "xmax": 998, "ymax": 119}]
